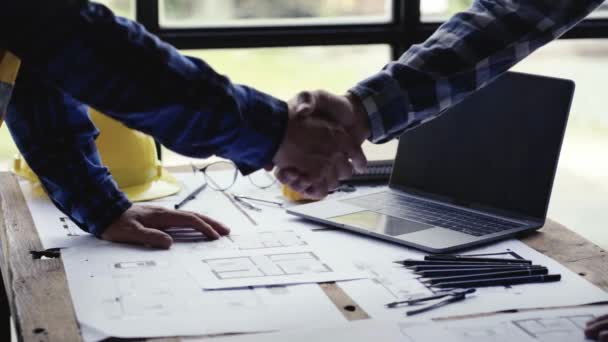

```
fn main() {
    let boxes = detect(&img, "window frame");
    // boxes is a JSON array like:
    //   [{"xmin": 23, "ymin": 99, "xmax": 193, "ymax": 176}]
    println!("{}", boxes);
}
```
[{"xmin": 135, "ymin": 0, "xmax": 608, "ymax": 61}]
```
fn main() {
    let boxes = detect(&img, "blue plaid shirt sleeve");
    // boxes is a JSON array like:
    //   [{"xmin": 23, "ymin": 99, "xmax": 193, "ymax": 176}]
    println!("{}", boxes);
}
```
[
  {"xmin": 4, "ymin": 2, "xmax": 288, "ymax": 236},
  {"xmin": 350, "ymin": 0, "xmax": 603, "ymax": 143},
  {"xmin": 6, "ymin": 72, "xmax": 132, "ymax": 237},
  {"xmin": 9, "ymin": 2, "xmax": 288, "ymax": 174}
]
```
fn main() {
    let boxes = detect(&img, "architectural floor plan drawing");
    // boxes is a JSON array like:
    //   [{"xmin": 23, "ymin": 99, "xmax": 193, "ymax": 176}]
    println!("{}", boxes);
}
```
[
  {"xmin": 228, "ymin": 230, "xmax": 307, "ymax": 250},
  {"xmin": 353, "ymin": 261, "xmax": 431, "ymax": 300},
  {"xmin": 399, "ymin": 306, "xmax": 607, "ymax": 342},
  {"xmin": 62, "ymin": 239, "xmax": 347, "ymax": 341},
  {"xmin": 513, "ymin": 314, "xmax": 595, "ymax": 341},
  {"xmin": 103, "ymin": 269, "xmax": 185, "ymax": 320},
  {"xmin": 60, "ymin": 216, "xmax": 81, "ymax": 237},
  {"xmin": 20, "ymin": 181, "xmax": 91, "ymax": 248},
  {"xmin": 204, "ymin": 252, "xmax": 332, "ymax": 280},
  {"xmin": 188, "ymin": 246, "xmax": 365, "ymax": 290},
  {"xmin": 211, "ymin": 306, "xmax": 608, "ymax": 342},
  {"xmin": 172, "ymin": 230, "xmax": 310, "ymax": 255}
]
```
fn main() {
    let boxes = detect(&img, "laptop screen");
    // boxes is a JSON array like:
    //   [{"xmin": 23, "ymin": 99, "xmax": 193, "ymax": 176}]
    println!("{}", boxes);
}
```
[{"xmin": 390, "ymin": 72, "xmax": 574, "ymax": 221}]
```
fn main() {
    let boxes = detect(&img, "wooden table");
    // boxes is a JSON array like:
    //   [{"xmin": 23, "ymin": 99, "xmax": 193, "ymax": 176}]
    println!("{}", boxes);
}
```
[{"xmin": 0, "ymin": 172, "xmax": 607, "ymax": 342}]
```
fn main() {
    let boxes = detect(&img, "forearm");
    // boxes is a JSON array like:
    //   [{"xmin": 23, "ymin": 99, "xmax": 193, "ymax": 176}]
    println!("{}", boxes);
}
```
[
  {"xmin": 6, "ymin": 71, "xmax": 131, "ymax": 237},
  {"xmin": 7, "ymin": 2, "xmax": 288, "ymax": 174},
  {"xmin": 351, "ymin": 0, "xmax": 603, "ymax": 143}
]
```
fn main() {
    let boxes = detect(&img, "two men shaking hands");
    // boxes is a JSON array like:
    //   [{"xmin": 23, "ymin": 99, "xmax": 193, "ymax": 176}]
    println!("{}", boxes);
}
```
[{"xmin": 273, "ymin": 91, "xmax": 370, "ymax": 200}]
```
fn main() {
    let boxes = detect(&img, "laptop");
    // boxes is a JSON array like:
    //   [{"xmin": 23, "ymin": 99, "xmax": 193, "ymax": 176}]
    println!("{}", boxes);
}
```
[{"xmin": 287, "ymin": 72, "xmax": 574, "ymax": 253}]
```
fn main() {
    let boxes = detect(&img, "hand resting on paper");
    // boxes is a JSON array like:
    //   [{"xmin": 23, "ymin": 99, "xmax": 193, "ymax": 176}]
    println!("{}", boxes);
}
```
[
  {"xmin": 101, "ymin": 205, "xmax": 230, "ymax": 249},
  {"xmin": 587, "ymin": 314, "xmax": 608, "ymax": 341}
]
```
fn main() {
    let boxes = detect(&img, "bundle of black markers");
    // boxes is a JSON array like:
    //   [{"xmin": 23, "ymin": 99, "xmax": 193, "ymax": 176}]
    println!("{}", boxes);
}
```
[{"xmin": 396, "ymin": 254, "xmax": 561, "ymax": 289}]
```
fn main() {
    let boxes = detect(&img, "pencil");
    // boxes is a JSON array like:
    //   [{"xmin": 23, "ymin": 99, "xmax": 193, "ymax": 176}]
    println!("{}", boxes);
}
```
[
  {"xmin": 433, "ymin": 274, "xmax": 561, "ymax": 288},
  {"xmin": 422, "ymin": 268, "xmax": 548, "ymax": 285},
  {"xmin": 415, "ymin": 265, "xmax": 545, "ymax": 278}
]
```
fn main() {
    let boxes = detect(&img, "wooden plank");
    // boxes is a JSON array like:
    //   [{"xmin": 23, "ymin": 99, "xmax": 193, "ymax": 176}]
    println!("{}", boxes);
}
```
[
  {"xmin": 0, "ymin": 173, "xmax": 81, "ymax": 342},
  {"xmin": 521, "ymin": 220, "xmax": 608, "ymax": 291},
  {"xmin": 321, "ymin": 283, "xmax": 370, "ymax": 321}
]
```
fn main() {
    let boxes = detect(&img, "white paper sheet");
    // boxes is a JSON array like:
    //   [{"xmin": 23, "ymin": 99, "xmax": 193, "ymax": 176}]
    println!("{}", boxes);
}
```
[
  {"xmin": 20, "ymin": 169, "xmax": 381, "ymax": 250},
  {"xmin": 401, "ymin": 305, "xmax": 608, "ymax": 342},
  {"xmin": 19, "ymin": 173, "xmax": 257, "ymax": 249},
  {"xmin": 301, "ymin": 228, "xmax": 608, "ymax": 320},
  {"xmin": 192, "ymin": 320, "xmax": 404, "ymax": 342},
  {"xmin": 184, "ymin": 240, "xmax": 366, "ymax": 289},
  {"xmin": 226, "ymin": 178, "xmax": 387, "ymax": 230},
  {"xmin": 204, "ymin": 305, "xmax": 608, "ymax": 342},
  {"xmin": 79, "ymin": 323, "xmax": 111, "ymax": 342},
  {"xmin": 62, "ymin": 237, "xmax": 346, "ymax": 341},
  {"xmin": 19, "ymin": 181, "xmax": 92, "ymax": 249}
]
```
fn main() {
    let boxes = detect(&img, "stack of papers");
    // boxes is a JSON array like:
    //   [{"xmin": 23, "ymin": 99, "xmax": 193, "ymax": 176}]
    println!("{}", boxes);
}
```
[{"xmin": 18, "ymin": 173, "xmax": 608, "ymax": 341}]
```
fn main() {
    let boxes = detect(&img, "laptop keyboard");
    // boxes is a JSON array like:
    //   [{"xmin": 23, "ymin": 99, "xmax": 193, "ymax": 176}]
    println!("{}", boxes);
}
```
[{"xmin": 343, "ymin": 192, "xmax": 520, "ymax": 237}]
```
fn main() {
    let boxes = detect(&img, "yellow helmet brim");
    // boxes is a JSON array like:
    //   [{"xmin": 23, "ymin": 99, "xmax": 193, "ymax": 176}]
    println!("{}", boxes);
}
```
[
  {"xmin": 120, "ymin": 167, "xmax": 181, "ymax": 202},
  {"xmin": 14, "ymin": 158, "xmax": 181, "ymax": 203}
]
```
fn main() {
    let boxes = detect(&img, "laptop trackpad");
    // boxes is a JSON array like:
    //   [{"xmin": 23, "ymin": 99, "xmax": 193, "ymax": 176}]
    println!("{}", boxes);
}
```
[{"xmin": 329, "ymin": 211, "xmax": 433, "ymax": 236}]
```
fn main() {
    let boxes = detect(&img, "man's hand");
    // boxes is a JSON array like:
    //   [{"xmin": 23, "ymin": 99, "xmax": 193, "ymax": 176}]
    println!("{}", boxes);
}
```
[
  {"xmin": 293, "ymin": 90, "xmax": 370, "ymax": 145},
  {"xmin": 101, "ymin": 205, "xmax": 230, "ymax": 249},
  {"xmin": 273, "ymin": 90, "xmax": 370, "ymax": 199},
  {"xmin": 272, "ymin": 91, "xmax": 369, "ymax": 199},
  {"xmin": 586, "ymin": 314, "xmax": 608, "ymax": 341}
]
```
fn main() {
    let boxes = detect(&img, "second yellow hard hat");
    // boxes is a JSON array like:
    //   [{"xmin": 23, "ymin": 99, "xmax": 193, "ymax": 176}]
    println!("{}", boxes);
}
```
[{"xmin": 14, "ymin": 109, "xmax": 181, "ymax": 202}]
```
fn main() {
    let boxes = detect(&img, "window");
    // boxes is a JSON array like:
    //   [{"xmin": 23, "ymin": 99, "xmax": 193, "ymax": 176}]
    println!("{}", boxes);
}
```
[
  {"xmin": 421, "ymin": 0, "xmax": 472, "ymax": 22},
  {"xmin": 159, "ymin": 0, "xmax": 393, "ymax": 28},
  {"xmin": 2, "ymin": 0, "xmax": 607, "ymax": 247},
  {"xmin": 588, "ymin": 1, "xmax": 608, "ymax": 18},
  {"xmin": 511, "ymin": 40, "xmax": 608, "ymax": 246},
  {"xmin": 94, "ymin": 0, "xmax": 136, "ymax": 20},
  {"xmin": 0, "ymin": 127, "xmax": 17, "ymax": 171},
  {"xmin": 421, "ymin": 1, "xmax": 608, "ymax": 22}
]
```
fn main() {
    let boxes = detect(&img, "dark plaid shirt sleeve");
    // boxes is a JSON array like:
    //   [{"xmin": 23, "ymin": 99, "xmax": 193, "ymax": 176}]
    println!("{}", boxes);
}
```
[
  {"xmin": 6, "ymin": 73, "xmax": 133, "ymax": 237},
  {"xmin": 7, "ymin": 2, "xmax": 288, "ymax": 174},
  {"xmin": 350, "ymin": 0, "xmax": 603, "ymax": 143},
  {"xmin": 4, "ymin": 2, "xmax": 288, "ymax": 236}
]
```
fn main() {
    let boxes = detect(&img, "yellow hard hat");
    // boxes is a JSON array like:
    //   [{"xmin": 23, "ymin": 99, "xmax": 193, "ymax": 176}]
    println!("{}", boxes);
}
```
[
  {"xmin": 13, "ymin": 109, "xmax": 181, "ymax": 202},
  {"xmin": 281, "ymin": 184, "xmax": 322, "ymax": 202}
]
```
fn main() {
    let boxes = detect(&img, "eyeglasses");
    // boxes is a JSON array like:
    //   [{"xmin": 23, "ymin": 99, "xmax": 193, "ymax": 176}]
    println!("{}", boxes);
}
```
[{"xmin": 174, "ymin": 161, "xmax": 278, "ymax": 209}]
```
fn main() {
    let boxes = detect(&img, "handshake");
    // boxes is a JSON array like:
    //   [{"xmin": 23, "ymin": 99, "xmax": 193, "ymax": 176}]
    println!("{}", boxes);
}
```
[{"xmin": 271, "ymin": 90, "xmax": 371, "ymax": 199}]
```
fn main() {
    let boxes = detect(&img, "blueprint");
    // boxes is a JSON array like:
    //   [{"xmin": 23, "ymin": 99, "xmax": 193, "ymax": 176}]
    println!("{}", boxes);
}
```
[
  {"xmin": 19, "ymin": 181, "xmax": 92, "ymax": 249},
  {"xmin": 304, "ymin": 229, "xmax": 608, "ymax": 320},
  {"xmin": 62, "ymin": 237, "xmax": 346, "ymax": 341},
  {"xmin": 24, "ymin": 170, "xmax": 608, "ymax": 340},
  {"xmin": 401, "ymin": 305, "xmax": 608, "ymax": 342},
  {"xmin": 185, "ymin": 242, "xmax": 366, "ymax": 289},
  {"xmin": 205, "ymin": 305, "xmax": 608, "ymax": 342},
  {"xmin": 204, "ymin": 306, "xmax": 608, "ymax": 342}
]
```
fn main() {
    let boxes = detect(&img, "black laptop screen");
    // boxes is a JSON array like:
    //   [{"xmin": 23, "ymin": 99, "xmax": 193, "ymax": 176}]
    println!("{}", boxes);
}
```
[{"xmin": 390, "ymin": 72, "xmax": 574, "ymax": 221}]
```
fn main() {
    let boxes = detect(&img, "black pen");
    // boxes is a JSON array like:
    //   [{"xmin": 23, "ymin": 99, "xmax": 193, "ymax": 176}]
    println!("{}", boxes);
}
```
[
  {"xmin": 416, "ymin": 266, "xmax": 545, "ymax": 278},
  {"xmin": 425, "ymin": 255, "xmax": 532, "ymax": 265},
  {"xmin": 407, "ymin": 264, "xmax": 535, "ymax": 272},
  {"xmin": 174, "ymin": 183, "xmax": 208, "ymax": 210},
  {"xmin": 433, "ymin": 274, "xmax": 561, "ymax": 288},
  {"xmin": 396, "ymin": 259, "xmax": 530, "ymax": 267},
  {"xmin": 422, "ymin": 268, "xmax": 549, "ymax": 285}
]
